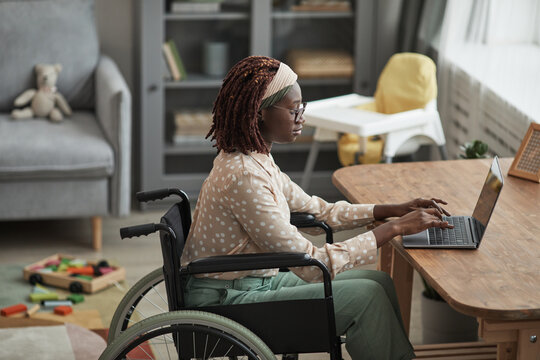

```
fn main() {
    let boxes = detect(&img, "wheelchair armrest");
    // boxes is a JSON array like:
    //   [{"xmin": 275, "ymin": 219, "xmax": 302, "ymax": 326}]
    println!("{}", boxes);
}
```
[
  {"xmin": 185, "ymin": 252, "xmax": 324, "ymax": 275},
  {"xmin": 290, "ymin": 212, "xmax": 334, "ymax": 244},
  {"xmin": 136, "ymin": 188, "xmax": 189, "ymax": 203},
  {"xmin": 290, "ymin": 212, "xmax": 317, "ymax": 227},
  {"xmin": 184, "ymin": 252, "xmax": 333, "ymax": 297}
]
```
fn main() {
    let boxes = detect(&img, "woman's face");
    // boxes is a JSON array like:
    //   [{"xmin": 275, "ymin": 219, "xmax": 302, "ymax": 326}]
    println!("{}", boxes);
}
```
[{"xmin": 260, "ymin": 82, "xmax": 305, "ymax": 149}]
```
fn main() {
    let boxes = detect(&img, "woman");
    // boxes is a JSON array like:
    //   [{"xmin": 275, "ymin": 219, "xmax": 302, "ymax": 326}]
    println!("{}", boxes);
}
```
[{"xmin": 181, "ymin": 56, "xmax": 453, "ymax": 360}]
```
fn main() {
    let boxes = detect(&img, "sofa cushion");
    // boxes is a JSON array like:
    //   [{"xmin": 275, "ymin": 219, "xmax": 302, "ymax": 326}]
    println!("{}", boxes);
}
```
[
  {"xmin": 0, "ymin": 0, "xmax": 99, "ymax": 111},
  {"xmin": 0, "ymin": 112, "xmax": 114, "ymax": 180}
]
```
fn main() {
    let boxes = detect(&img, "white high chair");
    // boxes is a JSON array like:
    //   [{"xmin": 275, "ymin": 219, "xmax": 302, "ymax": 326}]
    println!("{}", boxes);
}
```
[{"xmin": 300, "ymin": 53, "xmax": 448, "ymax": 190}]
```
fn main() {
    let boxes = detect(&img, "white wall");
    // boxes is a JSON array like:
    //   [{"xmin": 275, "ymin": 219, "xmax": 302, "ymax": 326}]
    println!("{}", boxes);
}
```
[{"xmin": 95, "ymin": 0, "xmax": 134, "ymax": 92}]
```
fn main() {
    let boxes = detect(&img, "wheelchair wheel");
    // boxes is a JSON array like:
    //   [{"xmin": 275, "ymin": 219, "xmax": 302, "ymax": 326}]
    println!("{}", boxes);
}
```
[
  {"xmin": 109, "ymin": 268, "xmax": 167, "ymax": 344},
  {"xmin": 100, "ymin": 310, "xmax": 275, "ymax": 360}
]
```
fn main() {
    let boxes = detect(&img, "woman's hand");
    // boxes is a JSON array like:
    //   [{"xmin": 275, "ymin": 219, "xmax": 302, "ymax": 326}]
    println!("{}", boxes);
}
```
[
  {"xmin": 396, "ymin": 198, "xmax": 451, "ymax": 217},
  {"xmin": 372, "ymin": 208, "xmax": 454, "ymax": 247},
  {"xmin": 392, "ymin": 208, "xmax": 454, "ymax": 236},
  {"xmin": 373, "ymin": 198, "xmax": 451, "ymax": 220}
]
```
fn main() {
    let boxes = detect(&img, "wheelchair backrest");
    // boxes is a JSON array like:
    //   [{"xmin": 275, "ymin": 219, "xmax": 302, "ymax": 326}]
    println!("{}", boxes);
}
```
[{"xmin": 160, "ymin": 193, "xmax": 192, "ymax": 259}]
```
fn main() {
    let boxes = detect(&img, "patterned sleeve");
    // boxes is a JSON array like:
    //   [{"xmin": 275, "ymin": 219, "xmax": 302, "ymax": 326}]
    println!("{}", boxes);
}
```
[
  {"xmin": 279, "ymin": 171, "xmax": 375, "ymax": 231},
  {"xmin": 223, "ymin": 169, "xmax": 378, "ymax": 283}
]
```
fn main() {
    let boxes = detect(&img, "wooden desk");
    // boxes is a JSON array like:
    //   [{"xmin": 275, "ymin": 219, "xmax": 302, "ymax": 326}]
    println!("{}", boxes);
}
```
[{"xmin": 332, "ymin": 158, "xmax": 540, "ymax": 360}]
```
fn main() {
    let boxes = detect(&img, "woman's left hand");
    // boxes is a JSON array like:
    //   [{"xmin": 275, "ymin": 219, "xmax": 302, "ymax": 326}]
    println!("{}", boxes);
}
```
[{"xmin": 396, "ymin": 198, "xmax": 451, "ymax": 217}]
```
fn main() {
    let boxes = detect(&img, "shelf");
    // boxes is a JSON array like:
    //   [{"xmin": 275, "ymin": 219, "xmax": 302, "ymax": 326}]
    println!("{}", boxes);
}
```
[
  {"xmin": 164, "ymin": 139, "xmax": 336, "ymax": 155},
  {"xmin": 165, "ymin": 74, "xmax": 224, "ymax": 89},
  {"xmin": 165, "ymin": 142, "xmax": 215, "ymax": 155},
  {"xmin": 272, "ymin": 141, "xmax": 336, "ymax": 152},
  {"xmin": 272, "ymin": 11, "xmax": 353, "ymax": 19},
  {"xmin": 298, "ymin": 78, "xmax": 353, "ymax": 86},
  {"xmin": 165, "ymin": 75, "xmax": 352, "ymax": 89},
  {"xmin": 165, "ymin": 12, "xmax": 249, "ymax": 21}
]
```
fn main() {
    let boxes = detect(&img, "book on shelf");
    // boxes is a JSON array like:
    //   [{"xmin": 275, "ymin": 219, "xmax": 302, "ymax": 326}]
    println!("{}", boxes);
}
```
[
  {"xmin": 167, "ymin": 40, "xmax": 188, "ymax": 80},
  {"xmin": 170, "ymin": 1, "xmax": 222, "ymax": 13},
  {"xmin": 162, "ymin": 51, "xmax": 173, "ymax": 80},
  {"xmin": 162, "ymin": 42, "xmax": 181, "ymax": 81},
  {"xmin": 291, "ymin": 0, "xmax": 351, "ymax": 12},
  {"xmin": 173, "ymin": 134, "xmax": 210, "ymax": 144},
  {"xmin": 172, "ymin": 110, "xmax": 213, "ymax": 144}
]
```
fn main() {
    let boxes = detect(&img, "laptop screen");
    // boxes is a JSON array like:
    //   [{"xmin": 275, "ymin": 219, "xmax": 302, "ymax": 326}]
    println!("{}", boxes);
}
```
[{"xmin": 471, "ymin": 156, "xmax": 504, "ymax": 239}]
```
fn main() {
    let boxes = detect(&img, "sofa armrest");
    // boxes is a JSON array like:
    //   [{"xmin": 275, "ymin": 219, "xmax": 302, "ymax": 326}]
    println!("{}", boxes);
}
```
[{"xmin": 96, "ymin": 55, "xmax": 132, "ymax": 216}]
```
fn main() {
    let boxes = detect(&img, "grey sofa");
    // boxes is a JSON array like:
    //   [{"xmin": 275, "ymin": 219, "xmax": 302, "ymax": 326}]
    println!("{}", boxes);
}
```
[{"xmin": 0, "ymin": 0, "xmax": 131, "ymax": 250}]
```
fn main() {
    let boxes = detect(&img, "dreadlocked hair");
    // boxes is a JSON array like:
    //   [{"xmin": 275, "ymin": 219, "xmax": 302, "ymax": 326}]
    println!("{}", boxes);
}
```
[{"xmin": 207, "ymin": 55, "xmax": 280, "ymax": 154}]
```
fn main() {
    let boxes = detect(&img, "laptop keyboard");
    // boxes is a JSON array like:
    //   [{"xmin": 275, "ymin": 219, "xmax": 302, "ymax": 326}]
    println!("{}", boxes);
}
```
[{"xmin": 428, "ymin": 216, "xmax": 472, "ymax": 246}]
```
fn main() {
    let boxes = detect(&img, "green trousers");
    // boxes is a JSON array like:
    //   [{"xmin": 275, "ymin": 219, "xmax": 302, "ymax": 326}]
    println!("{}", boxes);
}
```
[{"xmin": 184, "ymin": 269, "xmax": 415, "ymax": 360}]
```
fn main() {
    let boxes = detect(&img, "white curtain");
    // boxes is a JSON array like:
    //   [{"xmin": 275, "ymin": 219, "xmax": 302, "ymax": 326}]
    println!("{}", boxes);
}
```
[
  {"xmin": 537, "ymin": 2, "xmax": 540, "ymax": 44},
  {"xmin": 437, "ymin": 0, "xmax": 540, "ymax": 158}
]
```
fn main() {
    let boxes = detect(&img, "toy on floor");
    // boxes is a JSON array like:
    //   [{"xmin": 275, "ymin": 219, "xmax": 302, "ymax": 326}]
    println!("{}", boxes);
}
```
[
  {"xmin": 0, "ymin": 303, "xmax": 27, "ymax": 317},
  {"xmin": 54, "ymin": 305, "xmax": 73, "ymax": 316},
  {"xmin": 26, "ymin": 304, "xmax": 40, "ymax": 317},
  {"xmin": 11, "ymin": 64, "xmax": 72, "ymax": 122},
  {"xmin": 23, "ymin": 254, "xmax": 125, "ymax": 294}
]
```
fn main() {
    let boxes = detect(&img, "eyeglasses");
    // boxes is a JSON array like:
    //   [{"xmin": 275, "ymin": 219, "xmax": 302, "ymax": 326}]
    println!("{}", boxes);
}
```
[{"xmin": 272, "ymin": 102, "xmax": 307, "ymax": 123}]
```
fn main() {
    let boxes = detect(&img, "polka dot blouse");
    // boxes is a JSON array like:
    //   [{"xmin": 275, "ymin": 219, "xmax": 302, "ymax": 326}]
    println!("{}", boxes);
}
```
[{"xmin": 180, "ymin": 151, "xmax": 378, "ymax": 282}]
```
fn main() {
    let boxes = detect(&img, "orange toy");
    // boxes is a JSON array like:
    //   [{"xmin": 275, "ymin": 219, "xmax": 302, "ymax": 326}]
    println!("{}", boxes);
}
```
[
  {"xmin": 67, "ymin": 266, "xmax": 94, "ymax": 276},
  {"xmin": 54, "ymin": 305, "xmax": 73, "ymax": 316},
  {"xmin": 1, "ymin": 303, "xmax": 27, "ymax": 316}
]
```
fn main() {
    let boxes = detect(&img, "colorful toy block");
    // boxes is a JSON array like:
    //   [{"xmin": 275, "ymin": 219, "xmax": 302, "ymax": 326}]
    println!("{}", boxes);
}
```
[
  {"xmin": 99, "ymin": 266, "xmax": 115, "ymax": 275},
  {"xmin": 69, "ymin": 259, "xmax": 86, "ymax": 267},
  {"xmin": 29, "ymin": 292, "xmax": 58, "ymax": 303},
  {"xmin": 26, "ymin": 304, "xmax": 40, "ymax": 317},
  {"xmin": 67, "ymin": 294, "xmax": 85, "ymax": 304},
  {"xmin": 32, "ymin": 285, "xmax": 49, "ymax": 294},
  {"xmin": 1, "ymin": 303, "xmax": 27, "ymax": 316},
  {"xmin": 45, "ymin": 259, "xmax": 61, "ymax": 267},
  {"xmin": 58, "ymin": 263, "xmax": 69, "ymax": 272},
  {"xmin": 67, "ymin": 266, "xmax": 94, "ymax": 276},
  {"xmin": 54, "ymin": 305, "xmax": 72, "ymax": 316},
  {"xmin": 75, "ymin": 275, "xmax": 93, "ymax": 281},
  {"xmin": 42, "ymin": 300, "xmax": 73, "ymax": 308}
]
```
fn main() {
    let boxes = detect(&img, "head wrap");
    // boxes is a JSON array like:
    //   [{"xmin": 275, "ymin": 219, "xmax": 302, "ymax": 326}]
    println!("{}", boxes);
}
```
[{"xmin": 259, "ymin": 62, "xmax": 298, "ymax": 109}]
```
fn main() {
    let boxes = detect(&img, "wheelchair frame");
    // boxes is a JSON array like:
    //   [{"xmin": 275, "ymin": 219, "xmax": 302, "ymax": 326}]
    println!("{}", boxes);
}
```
[{"xmin": 105, "ymin": 188, "xmax": 343, "ymax": 360}]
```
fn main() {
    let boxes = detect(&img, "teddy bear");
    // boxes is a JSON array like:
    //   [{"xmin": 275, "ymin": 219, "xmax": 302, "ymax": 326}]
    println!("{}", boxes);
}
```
[{"xmin": 11, "ymin": 64, "xmax": 72, "ymax": 122}]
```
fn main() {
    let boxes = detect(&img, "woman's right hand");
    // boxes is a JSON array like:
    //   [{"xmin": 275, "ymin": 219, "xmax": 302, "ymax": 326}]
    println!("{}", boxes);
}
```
[
  {"xmin": 372, "ymin": 208, "xmax": 454, "ymax": 247},
  {"xmin": 393, "ymin": 208, "xmax": 454, "ymax": 236}
]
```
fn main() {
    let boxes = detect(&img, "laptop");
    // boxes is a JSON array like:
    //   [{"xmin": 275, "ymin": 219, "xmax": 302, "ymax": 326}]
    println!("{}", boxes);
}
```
[{"xmin": 402, "ymin": 156, "xmax": 504, "ymax": 249}]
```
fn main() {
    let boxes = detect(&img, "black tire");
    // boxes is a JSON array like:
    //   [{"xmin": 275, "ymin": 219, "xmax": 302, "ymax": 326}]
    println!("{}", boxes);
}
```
[
  {"xmin": 100, "ymin": 310, "xmax": 275, "ymax": 360},
  {"xmin": 29, "ymin": 273, "xmax": 43, "ymax": 285},
  {"xmin": 97, "ymin": 260, "xmax": 110, "ymax": 268},
  {"xmin": 282, "ymin": 355, "xmax": 299, "ymax": 360},
  {"xmin": 69, "ymin": 281, "xmax": 83, "ymax": 293}
]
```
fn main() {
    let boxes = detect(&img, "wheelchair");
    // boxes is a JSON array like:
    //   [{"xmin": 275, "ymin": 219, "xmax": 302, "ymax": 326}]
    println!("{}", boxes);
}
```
[{"xmin": 101, "ymin": 188, "xmax": 341, "ymax": 360}]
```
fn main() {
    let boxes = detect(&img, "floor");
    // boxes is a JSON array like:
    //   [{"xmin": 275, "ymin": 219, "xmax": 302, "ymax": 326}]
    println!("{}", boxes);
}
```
[{"xmin": 0, "ymin": 210, "xmax": 426, "ymax": 354}]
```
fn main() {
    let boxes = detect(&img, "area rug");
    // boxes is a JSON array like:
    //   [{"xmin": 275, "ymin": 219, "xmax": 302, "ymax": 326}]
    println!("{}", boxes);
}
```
[
  {"xmin": 0, "ymin": 264, "xmax": 128, "ymax": 328},
  {"xmin": 0, "ymin": 323, "xmax": 106, "ymax": 360}
]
